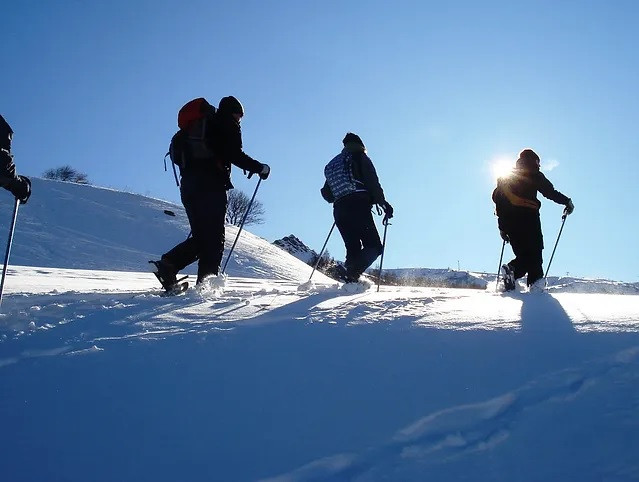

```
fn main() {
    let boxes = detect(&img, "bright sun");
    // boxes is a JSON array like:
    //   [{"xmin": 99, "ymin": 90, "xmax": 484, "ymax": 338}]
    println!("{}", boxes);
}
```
[{"xmin": 490, "ymin": 157, "xmax": 514, "ymax": 181}]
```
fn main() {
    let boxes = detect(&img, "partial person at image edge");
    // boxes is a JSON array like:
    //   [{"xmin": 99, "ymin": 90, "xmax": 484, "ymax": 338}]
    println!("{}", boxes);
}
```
[{"xmin": 0, "ymin": 114, "xmax": 31, "ymax": 204}]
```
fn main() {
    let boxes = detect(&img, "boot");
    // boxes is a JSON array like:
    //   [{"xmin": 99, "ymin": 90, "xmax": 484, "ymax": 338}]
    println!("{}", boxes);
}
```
[
  {"xmin": 149, "ymin": 258, "xmax": 178, "ymax": 291},
  {"xmin": 528, "ymin": 278, "xmax": 547, "ymax": 293}
]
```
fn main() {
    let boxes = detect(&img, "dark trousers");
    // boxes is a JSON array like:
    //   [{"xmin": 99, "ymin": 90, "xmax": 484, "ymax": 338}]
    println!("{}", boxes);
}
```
[
  {"xmin": 163, "ymin": 175, "xmax": 227, "ymax": 283},
  {"xmin": 334, "ymin": 192, "xmax": 383, "ymax": 277},
  {"xmin": 501, "ymin": 211, "xmax": 544, "ymax": 286}
]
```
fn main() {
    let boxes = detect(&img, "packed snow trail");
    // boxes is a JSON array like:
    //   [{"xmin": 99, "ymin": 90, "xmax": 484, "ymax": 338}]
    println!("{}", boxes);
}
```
[
  {"xmin": 2, "ymin": 266, "xmax": 639, "ymax": 367},
  {"xmin": 1, "ymin": 266, "xmax": 639, "ymax": 482}
]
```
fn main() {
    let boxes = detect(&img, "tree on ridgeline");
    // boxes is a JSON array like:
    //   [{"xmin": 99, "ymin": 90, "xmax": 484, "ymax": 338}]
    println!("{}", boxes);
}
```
[
  {"xmin": 226, "ymin": 189, "xmax": 265, "ymax": 226},
  {"xmin": 43, "ymin": 165, "xmax": 89, "ymax": 184}
]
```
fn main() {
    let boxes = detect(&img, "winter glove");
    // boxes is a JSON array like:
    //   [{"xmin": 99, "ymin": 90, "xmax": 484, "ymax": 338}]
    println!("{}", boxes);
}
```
[
  {"xmin": 248, "ymin": 164, "xmax": 270, "ymax": 180},
  {"xmin": 258, "ymin": 163, "xmax": 270, "ymax": 180},
  {"xmin": 8, "ymin": 175, "xmax": 31, "ymax": 204},
  {"xmin": 382, "ymin": 201, "xmax": 394, "ymax": 220},
  {"xmin": 499, "ymin": 229, "xmax": 510, "ymax": 243},
  {"xmin": 563, "ymin": 199, "xmax": 574, "ymax": 216}
]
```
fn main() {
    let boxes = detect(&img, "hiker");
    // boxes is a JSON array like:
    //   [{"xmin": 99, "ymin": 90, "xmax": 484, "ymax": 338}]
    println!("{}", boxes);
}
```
[
  {"xmin": 0, "ymin": 115, "xmax": 31, "ymax": 204},
  {"xmin": 151, "ymin": 96, "xmax": 270, "ymax": 292},
  {"xmin": 320, "ymin": 133, "xmax": 393, "ymax": 283},
  {"xmin": 492, "ymin": 148, "xmax": 574, "ymax": 291}
]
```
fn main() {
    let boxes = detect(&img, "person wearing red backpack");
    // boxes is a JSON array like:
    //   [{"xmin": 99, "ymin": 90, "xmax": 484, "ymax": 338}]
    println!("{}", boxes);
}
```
[
  {"xmin": 151, "ymin": 96, "xmax": 270, "ymax": 292},
  {"xmin": 0, "ymin": 115, "xmax": 31, "ymax": 204}
]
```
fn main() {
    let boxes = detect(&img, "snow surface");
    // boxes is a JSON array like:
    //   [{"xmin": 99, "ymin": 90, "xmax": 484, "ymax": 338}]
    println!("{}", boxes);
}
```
[{"xmin": 1, "ymin": 179, "xmax": 638, "ymax": 482}]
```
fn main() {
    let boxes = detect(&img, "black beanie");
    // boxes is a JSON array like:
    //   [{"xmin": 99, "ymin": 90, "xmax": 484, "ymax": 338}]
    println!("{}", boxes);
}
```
[
  {"xmin": 343, "ymin": 132, "xmax": 364, "ymax": 147},
  {"xmin": 218, "ymin": 96, "xmax": 244, "ymax": 116},
  {"xmin": 517, "ymin": 148, "xmax": 541, "ymax": 170},
  {"xmin": 519, "ymin": 149, "xmax": 540, "ymax": 164}
]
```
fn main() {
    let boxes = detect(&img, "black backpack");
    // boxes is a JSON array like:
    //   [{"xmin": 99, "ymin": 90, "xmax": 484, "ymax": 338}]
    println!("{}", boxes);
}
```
[{"xmin": 164, "ymin": 98, "xmax": 216, "ymax": 186}]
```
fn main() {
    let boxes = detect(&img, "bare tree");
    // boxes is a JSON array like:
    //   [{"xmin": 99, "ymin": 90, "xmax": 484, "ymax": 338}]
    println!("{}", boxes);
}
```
[
  {"xmin": 43, "ymin": 165, "xmax": 89, "ymax": 184},
  {"xmin": 226, "ymin": 189, "xmax": 265, "ymax": 226}
]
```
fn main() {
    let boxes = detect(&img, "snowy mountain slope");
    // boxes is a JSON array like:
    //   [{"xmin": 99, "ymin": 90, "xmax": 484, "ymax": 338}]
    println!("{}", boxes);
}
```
[
  {"xmin": 273, "ymin": 234, "xmax": 318, "ymax": 264},
  {"xmin": 0, "ymin": 178, "xmax": 333, "ymax": 283},
  {"xmin": 0, "ymin": 180, "xmax": 639, "ymax": 482}
]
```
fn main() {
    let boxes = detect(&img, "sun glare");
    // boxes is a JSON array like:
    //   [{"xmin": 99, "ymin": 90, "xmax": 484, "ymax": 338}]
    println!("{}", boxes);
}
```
[{"xmin": 490, "ymin": 157, "xmax": 514, "ymax": 181}]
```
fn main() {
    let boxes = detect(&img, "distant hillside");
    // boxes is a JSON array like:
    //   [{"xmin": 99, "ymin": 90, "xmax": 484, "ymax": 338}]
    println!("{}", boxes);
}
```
[
  {"xmin": 384, "ymin": 267, "xmax": 639, "ymax": 294},
  {"xmin": 382, "ymin": 267, "xmax": 488, "ymax": 289},
  {"xmin": 273, "ymin": 234, "xmax": 317, "ymax": 264},
  {"xmin": 271, "ymin": 232, "xmax": 639, "ymax": 293}
]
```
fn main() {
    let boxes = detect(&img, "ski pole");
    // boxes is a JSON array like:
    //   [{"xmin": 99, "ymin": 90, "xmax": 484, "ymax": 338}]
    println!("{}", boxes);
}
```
[
  {"xmin": 221, "ymin": 178, "xmax": 262, "ymax": 274},
  {"xmin": 307, "ymin": 221, "xmax": 336, "ymax": 282},
  {"xmin": 0, "ymin": 198, "xmax": 20, "ymax": 309},
  {"xmin": 495, "ymin": 239, "xmax": 506, "ymax": 287},
  {"xmin": 544, "ymin": 213, "xmax": 568, "ymax": 280},
  {"xmin": 376, "ymin": 218, "xmax": 391, "ymax": 292}
]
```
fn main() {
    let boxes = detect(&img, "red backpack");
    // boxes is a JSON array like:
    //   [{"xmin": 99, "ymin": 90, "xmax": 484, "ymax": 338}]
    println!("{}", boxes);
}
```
[{"xmin": 164, "ymin": 98, "xmax": 216, "ymax": 186}]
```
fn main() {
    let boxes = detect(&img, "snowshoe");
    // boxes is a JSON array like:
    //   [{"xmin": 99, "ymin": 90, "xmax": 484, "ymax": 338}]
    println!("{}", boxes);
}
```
[
  {"xmin": 160, "ymin": 281, "xmax": 189, "ymax": 296},
  {"xmin": 149, "ymin": 259, "xmax": 188, "ymax": 294},
  {"xmin": 528, "ymin": 278, "xmax": 547, "ymax": 293},
  {"xmin": 341, "ymin": 278, "xmax": 372, "ymax": 294},
  {"xmin": 333, "ymin": 264, "xmax": 361, "ymax": 283},
  {"xmin": 501, "ymin": 264, "xmax": 516, "ymax": 292}
]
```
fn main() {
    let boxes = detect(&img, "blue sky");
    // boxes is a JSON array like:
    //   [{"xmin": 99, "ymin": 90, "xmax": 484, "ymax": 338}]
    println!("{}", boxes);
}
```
[{"xmin": 3, "ymin": 1, "xmax": 638, "ymax": 281}]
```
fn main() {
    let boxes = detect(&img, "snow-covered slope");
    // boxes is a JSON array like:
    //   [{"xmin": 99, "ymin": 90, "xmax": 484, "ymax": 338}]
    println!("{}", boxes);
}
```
[
  {"xmin": 0, "ymin": 180, "xmax": 638, "ymax": 482},
  {"xmin": 0, "ymin": 178, "xmax": 332, "ymax": 283}
]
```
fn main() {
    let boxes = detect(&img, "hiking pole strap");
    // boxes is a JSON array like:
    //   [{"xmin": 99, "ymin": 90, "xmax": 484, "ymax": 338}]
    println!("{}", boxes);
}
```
[
  {"xmin": 308, "ymin": 221, "xmax": 336, "ymax": 282},
  {"xmin": 222, "ymin": 178, "xmax": 262, "ymax": 274},
  {"xmin": 0, "ymin": 198, "xmax": 20, "ymax": 308}
]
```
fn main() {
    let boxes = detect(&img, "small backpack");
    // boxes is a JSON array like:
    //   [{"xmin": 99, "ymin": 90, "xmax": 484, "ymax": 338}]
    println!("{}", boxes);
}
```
[
  {"xmin": 164, "ymin": 98, "xmax": 216, "ymax": 186},
  {"xmin": 324, "ymin": 151, "xmax": 364, "ymax": 201}
]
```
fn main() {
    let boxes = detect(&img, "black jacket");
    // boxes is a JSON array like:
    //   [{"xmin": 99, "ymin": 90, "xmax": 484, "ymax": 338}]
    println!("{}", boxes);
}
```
[
  {"xmin": 0, "ymin": 114, "xmax": 12, "ymax": 151},
  {"xmin": 493, "ymin": 156, "xmax": 570, "ymax": 218},
  {"xmin": 0, "ymin": 115, "xmax": 17, "ymax": 182},
  {"xmin": 321, "ymin": 144, "xmax": 386, "ymax": 205},
  {"xmin": 184, "ymin": 111, "xmax": 262, "ymax": 190}
]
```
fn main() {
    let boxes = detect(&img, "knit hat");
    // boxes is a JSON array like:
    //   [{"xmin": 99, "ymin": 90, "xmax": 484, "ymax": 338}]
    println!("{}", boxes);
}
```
[
  {"xmin": 519, "ymin": 149, "xmax": 539, "ymax": 163},
  {"xmin": 517, "ymin": 148, "xmax": 540, "ymax": 170},
  {"xmin": 218, "ymin": 96, "xmax": 244, "ymax": 116},
  {"xmin": 343, "ymin": 132, "xmax": 364, "ymax": 147}
]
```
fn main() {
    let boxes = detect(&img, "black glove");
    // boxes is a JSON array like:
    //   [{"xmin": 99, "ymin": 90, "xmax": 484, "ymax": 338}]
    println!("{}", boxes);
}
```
[
  {"xmin": 9, "ymin": 175, "xmax": 31, "ymax": 204},
  {"xmin": 382, "ymin": 201, "xmax": 393, "ymax": 220},
  {"xmin": 499, "ymin": 229, "xmax": 510, "ymax": 243},
  {"xmin": 248, "ymin": 163, "xmax": 270, "ymax": 180},
  {"xmin": 563, "ymin": 199, "xmax": 574, "ymax": 216},
  {"xmin": 258, "ymin": 163, "xmax": 270, "ymax": 180}
]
